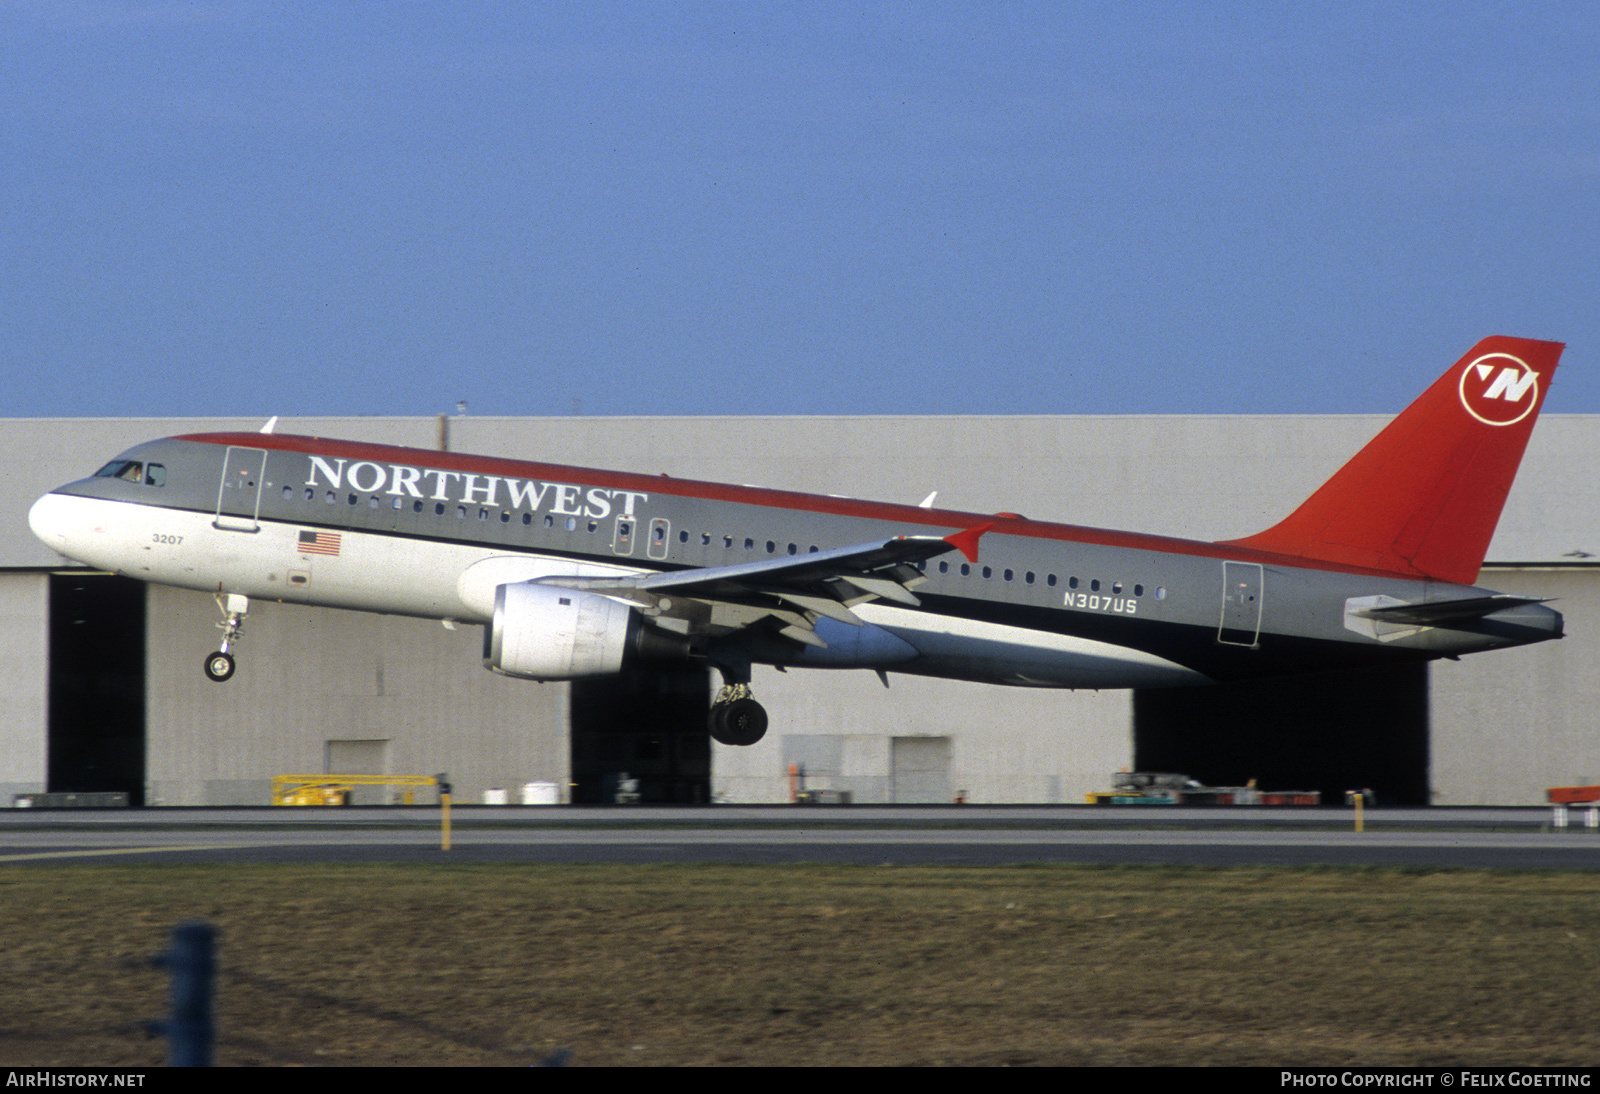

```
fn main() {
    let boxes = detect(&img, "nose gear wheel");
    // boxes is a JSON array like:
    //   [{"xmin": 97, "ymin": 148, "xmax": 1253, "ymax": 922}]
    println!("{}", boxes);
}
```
[{"xmin": 206, "ymin": 592, "xmax": 249, "ymax": 683}]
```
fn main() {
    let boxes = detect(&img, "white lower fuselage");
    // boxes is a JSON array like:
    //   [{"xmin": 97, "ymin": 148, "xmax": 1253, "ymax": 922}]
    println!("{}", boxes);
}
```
[{"xmin": 29, "ymin": 492, "xmax": 1212, "ymax": 689}]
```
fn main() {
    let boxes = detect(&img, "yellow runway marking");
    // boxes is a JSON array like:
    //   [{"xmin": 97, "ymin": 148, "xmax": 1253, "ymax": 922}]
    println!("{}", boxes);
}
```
[{"xmin": 0, "ymin": 844, "xmax": 259, "ymax": 863}]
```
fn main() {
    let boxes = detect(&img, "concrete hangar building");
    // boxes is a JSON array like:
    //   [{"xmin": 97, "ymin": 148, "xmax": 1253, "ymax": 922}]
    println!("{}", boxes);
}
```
[{"xmin": 2, "ymin": 412, "xmax": 1595, "ymax": 809}]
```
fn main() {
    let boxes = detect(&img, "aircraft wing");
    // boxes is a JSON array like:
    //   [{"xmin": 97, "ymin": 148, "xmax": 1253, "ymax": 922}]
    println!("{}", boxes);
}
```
[{"xmin": 543, "ymin": 526, "xmax": 993, "ymax": 646}]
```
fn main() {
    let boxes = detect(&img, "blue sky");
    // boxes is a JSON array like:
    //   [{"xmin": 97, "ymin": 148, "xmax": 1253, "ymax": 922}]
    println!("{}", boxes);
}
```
[{"xmin": 2, "ymin": 2, "xmax": 1596, "ymax": 419}]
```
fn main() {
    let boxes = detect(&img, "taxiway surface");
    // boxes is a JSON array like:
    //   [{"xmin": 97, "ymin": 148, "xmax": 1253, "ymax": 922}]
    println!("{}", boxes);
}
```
[{"xmin": 1, "ymin": 806, "xmax": 1595, "ymax": 869}]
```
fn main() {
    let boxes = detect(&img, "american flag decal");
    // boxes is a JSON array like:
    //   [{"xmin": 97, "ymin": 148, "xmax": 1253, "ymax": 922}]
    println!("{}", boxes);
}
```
[{"xmin": 298, "ymin": 530, "xmax": 342, "ymax": 557}]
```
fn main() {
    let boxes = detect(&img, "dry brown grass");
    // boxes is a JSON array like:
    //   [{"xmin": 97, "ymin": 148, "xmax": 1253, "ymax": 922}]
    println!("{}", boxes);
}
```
[{"xmin": 1, "ymin": 863, "xmax": 1596, "ymax": 1066}]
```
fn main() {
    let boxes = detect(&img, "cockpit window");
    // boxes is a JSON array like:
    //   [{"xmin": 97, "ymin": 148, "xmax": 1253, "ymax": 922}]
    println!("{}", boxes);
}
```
[{"xmin": 93, "ymin": 460, "xmax": 164, "ymax": 486}]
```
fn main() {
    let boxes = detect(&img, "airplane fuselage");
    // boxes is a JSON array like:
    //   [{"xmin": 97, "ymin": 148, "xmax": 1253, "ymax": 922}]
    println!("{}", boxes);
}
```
[{"xmin": 28, "ymin": 430, "xmax": 1563, "ymax": 695}]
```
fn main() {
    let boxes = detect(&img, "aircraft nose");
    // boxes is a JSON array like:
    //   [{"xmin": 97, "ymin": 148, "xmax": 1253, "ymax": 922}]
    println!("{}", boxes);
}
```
[{"xmin": 29, "ymin": 492, "xmax": 76, "ymax": 554}]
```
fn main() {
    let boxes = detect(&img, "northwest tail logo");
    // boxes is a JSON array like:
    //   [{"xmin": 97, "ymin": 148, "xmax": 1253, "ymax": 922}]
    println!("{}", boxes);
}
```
[{"xmin": 1459, "ymin": 353, "xmax": 1541, "ymax": 426}]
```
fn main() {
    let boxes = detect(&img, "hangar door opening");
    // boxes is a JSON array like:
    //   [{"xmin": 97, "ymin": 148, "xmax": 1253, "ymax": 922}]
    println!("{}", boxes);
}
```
[
  {"xmin": 569, "ymin": 665, "xmax": 711, "ymax": 804},
  {"xmin": 1133, "ymin": 664, "xmax": 1429, "ymax": 806},
  {"xmin": 48, "ymin": 574, "xmax": 147, "ymax": 806}
]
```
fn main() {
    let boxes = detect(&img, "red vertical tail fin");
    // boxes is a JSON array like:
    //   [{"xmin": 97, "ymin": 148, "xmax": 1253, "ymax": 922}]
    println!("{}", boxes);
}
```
[{"xmin": 1221, "ymin": 336, "xmax": 1564, "ymax": 584}]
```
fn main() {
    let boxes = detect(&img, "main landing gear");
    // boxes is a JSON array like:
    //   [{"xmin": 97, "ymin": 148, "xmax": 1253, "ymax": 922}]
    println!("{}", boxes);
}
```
[
  {"xmin": 204, "ymin": 593, "xmax": 248, "ymax": 683},
  {"xmin": 709, "ymin": 681, "xmax": 768, "ymax": 747}
]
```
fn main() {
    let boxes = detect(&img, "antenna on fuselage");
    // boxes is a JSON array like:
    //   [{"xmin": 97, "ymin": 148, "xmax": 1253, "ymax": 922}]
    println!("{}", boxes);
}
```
[{"xmin": 258, "ymin": 416, "xmax": 278, "ymax": 434}]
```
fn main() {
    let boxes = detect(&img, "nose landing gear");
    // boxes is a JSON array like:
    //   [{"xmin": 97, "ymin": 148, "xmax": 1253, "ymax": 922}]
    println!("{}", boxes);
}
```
[{"xmin": 205, "ymin": 593, "xmax": 248, "ymax": 683}]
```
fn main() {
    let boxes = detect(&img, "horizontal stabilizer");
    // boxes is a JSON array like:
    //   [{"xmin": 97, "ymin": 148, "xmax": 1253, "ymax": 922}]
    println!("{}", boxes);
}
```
[{"xmin": 1352, "ymin": 595, "xmax": 1549, "ymax": 626}]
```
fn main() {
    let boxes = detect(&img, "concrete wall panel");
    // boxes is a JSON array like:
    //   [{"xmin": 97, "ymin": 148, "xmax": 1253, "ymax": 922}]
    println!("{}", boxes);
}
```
[
  {"xmin": 0, "ymin": 572, "xmax": 47, "ymax": 800},
  {"xmin": 445, "ymin": 414, "xmax": 1598, "ymax": 563},
  {"xmin": 1431, "ymin": 568, "xmax": 1600, "ymax": 805},
  {"xmin": 145, "ymin": 585, "xmax": 568, "ymax": 805},
  {"xmin": 713, "ymin": 665, "xmax": 1131, "ymax": 803}
]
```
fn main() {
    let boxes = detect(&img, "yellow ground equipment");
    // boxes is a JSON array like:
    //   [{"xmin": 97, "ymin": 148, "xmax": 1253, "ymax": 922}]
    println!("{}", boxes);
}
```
[{"xmin": 272, "ymin": 773, "xmax": 443, "ymax": 806}]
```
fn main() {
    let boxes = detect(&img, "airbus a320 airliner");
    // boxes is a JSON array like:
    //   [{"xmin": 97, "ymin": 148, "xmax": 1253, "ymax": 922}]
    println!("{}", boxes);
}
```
[{"xmin": 29, "ymin": 336, "xmax": 1565, "ymax": 746}]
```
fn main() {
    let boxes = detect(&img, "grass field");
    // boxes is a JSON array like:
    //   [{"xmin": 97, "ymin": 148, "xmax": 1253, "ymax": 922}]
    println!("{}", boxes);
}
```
[{"xmin": 1, "ymin": 863, "xmax": 1596, "ymax": 1066}]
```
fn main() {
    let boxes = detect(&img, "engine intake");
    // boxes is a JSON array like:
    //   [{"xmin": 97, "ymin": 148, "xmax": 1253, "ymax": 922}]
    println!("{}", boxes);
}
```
[{"xmin": 483, "ymin": 582, "xmax": 688, "ymax": 679}]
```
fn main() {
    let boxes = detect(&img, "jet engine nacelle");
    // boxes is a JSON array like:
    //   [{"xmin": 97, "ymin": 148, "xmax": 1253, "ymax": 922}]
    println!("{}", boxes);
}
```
[{"xmin": 484, "ymin": 581, "xmax": 687, "ymax": 680}]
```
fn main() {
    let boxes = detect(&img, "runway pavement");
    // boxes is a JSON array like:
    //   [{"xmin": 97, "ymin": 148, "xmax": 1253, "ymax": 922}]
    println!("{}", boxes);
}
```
[{"xmin": 1, "ymin": 805, "xmax": 1597, "ymax": 868}]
